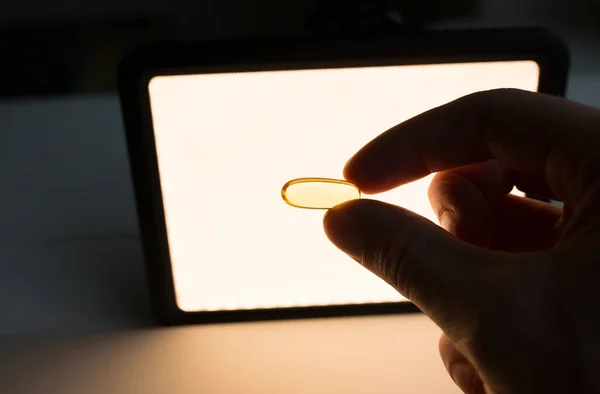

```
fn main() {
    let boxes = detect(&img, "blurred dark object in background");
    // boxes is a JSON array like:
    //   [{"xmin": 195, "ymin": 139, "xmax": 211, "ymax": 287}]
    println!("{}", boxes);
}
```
[
  {"xmin": 1, "ymin": 19, "xmax": 171, "ymax": 98},
  {"xmin": 307, "ymin": 0, "xmax": 480, "ymax": 36},
  {"xmin": 1, "ymin": 0, "xmax": 482, "ymax": 98}
]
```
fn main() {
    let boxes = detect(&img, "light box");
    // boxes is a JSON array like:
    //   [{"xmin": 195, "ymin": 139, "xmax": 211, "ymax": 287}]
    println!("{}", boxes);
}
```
[{"xmin": 118, "ymin": 28, "xmax": 569, "ymax": 325}]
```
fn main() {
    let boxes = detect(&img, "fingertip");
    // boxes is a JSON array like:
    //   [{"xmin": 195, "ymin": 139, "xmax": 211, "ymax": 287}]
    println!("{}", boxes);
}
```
[
  {"xmin": 451, "ymin": 363, "xmax": 482, "ymax": 394},
  {"xmin": 323, "ymin": 202, "xmax": 365, "ymax": 260},
  {"xmin": 324, "ymin": 198, "xmax": 424, "ymax": 262},
  {"xmin": 342, "ymin": 153, "xmax": 376, "ymax": 192},
  {"xmin": 439, "ymin": 333, "xmax": 468, "ymax": 369},
  {"xmin": 342, "ymin": 121, "xmax": 430, "ymax": 194},
  {"xmin": 438, "ymin": 334, "xmax": 486, "ymax": 394},
  {"xmin": 342, "ymin": 143, "xmax": 399, "ymax": 194},
  {"xmin": 342, "ymin": 157, "xmax": 356, "ymax": 182},
  {"xmin": 439, "ymin": 209, "xmax": 457, "ymax": 233}
]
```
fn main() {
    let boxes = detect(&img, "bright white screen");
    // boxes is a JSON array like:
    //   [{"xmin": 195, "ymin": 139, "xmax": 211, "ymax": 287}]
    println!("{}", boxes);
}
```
[{"xmin": 148, "ymin": 61, "xmax": 539, "ymax": 312}]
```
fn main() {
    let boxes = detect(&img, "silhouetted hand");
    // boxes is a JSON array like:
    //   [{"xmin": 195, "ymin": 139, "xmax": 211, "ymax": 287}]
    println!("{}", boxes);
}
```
[{"xmin": 323, "ymin": 89, "xmax": 600, "ymax": 394}]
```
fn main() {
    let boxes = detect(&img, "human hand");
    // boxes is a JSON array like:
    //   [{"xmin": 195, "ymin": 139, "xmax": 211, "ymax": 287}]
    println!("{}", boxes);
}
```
[{"xmin": 323, "ymin": 89, "xmax": 600, "ymax": 394}]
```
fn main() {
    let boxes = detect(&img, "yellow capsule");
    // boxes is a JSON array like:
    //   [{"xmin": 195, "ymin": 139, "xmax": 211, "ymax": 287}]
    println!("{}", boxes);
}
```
[{"xmin": 281, "ymin": 178, "xmax": 361, "ymax": 209}]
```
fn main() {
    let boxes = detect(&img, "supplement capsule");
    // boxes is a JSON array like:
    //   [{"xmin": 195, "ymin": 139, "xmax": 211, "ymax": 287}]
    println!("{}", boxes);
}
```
[{"xmin": 281, "ymin": 178, "xmax": 361, "ymax": 209}]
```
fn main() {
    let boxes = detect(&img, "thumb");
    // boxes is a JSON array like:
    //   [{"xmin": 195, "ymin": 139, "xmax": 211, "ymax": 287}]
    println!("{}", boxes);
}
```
[{"xmin": 323, "ymin": 198, "xmax": 501, "ymax": 327}]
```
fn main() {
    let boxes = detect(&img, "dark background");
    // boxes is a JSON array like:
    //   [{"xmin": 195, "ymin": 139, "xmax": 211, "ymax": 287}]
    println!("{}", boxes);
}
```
[{"xmin": 2, "ymin": 0, "xmax": 599, "ymax": 98}]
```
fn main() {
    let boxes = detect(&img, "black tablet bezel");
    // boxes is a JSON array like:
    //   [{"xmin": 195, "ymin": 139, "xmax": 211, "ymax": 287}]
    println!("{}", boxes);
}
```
[{"xmin": 118, "ymin": 28, "xmax": 569, "ymax": 326}]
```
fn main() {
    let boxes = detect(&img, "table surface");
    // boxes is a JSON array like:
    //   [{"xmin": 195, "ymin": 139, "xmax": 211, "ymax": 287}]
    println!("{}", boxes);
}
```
[{"xmin": 0, "ymin": 313, "xmax": 460, "ymax": 394}]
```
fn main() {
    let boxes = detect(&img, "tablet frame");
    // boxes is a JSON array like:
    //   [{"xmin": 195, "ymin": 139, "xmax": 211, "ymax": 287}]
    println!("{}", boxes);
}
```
[{"xmin": 118, "ymin": 27, "xmax": 569, "ymax": 326}]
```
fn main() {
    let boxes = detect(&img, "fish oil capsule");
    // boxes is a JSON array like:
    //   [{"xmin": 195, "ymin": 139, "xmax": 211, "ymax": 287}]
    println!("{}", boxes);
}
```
[{"xmin": 281, "ymin": 178, "xmax": 361, "ymax": 209}]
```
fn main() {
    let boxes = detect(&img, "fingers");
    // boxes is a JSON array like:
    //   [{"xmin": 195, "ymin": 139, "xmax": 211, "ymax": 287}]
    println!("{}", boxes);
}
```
[
  {"xmin": 428, "ymin": 160, "xmax": 511, "ymax": 247},
  {"xmin": 429, "ymin": 161, "xmax": 563, "ymax": 251},
  {"xmin": 494, "ymin": 195, "xmax": 563, "ymax": 251},
  {"xmin": 344, "ymin": 89, "xmax": 600, "ymax": 205},
  {"xmin": 323, "ymin": 198, "xmax": 504, "ymax": 328},
  {"xmin": 439, "ymin": 334, "xmax": 486, "ymax": 394}
]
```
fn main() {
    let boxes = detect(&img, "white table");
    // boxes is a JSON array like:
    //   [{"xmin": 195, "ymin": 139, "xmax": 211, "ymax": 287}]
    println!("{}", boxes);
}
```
[{"xmin": 0, "ymin": 314, "xmax": 460, "ymax": 394}]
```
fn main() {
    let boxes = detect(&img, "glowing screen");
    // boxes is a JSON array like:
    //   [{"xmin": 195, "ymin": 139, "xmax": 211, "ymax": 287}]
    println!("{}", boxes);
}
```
[{"xmin": 148, "ymin": 60, "xmax": 539, "ymax": 311}]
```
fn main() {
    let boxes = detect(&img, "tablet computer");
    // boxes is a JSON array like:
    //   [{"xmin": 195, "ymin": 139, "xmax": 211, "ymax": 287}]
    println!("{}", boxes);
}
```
[{"xmin": 118, "ymin": 28, "xmax": 569, "ymax": 325}]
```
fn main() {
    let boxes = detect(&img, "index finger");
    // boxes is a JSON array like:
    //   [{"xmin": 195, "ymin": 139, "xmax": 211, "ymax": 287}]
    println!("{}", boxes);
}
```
[{"xmin": 344, "ymin": 89, "xmax": 600, "ymax": 205}]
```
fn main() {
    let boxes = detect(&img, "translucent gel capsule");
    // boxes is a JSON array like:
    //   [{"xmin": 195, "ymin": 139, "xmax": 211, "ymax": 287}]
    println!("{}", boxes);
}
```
[{"xmin": 281, "ymin": 178, "xmax": 361, "ymax": 209}]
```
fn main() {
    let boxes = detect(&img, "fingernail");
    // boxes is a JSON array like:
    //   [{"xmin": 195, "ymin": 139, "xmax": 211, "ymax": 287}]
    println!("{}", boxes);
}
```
[
  {"xmin": 450, "ymin": 363, "xmax": 475, "ymax": 394},
  {"xmin": 323, "ymin": 208, "xmax": 364, "ymax": 260},
  {"xmin": 439, "ymin": 209, "xmax": 456, "ymax": 232}
]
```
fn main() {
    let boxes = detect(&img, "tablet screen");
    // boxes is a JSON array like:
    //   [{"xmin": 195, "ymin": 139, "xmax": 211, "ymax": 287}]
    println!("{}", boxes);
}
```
[{"xmin": 148, "ymin": 60, "xmax": 539, "ymax": 312}]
